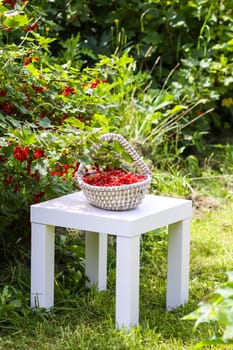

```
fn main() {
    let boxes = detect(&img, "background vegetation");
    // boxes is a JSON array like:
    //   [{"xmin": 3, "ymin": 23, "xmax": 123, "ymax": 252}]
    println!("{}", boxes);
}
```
[{"xmin": 0, "ymin": 0, "xmax": 232, "ymax": 348}]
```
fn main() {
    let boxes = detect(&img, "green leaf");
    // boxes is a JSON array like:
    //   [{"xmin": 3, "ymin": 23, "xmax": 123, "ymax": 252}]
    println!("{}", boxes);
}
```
[
  {"xmin": 63, "ymin": 117, "xmax": 85, "ymax": 129},
  {"xmin": 14, "ymin": 104, "xmax": 32, "ymax": 115},
  {"xmin": 92, "ymin": 113, "xmax": 109, "ymax": 130},
  {"xmin": 169, "ymin": 104, "xmax": 186, "ymax": 114},
  {"xmin": 223, "ymin": 77, "xmax": 233, "ymax": 86},
  {"xmin": 8, "ymin": 127, "xmax": 36, "ymax": 144},
  {"xmin": 31, "ymin": 159, "xmax": 49, "ymax": 176},
  {"xmin": 220, "ymin": 54, "xmax": 228, "ymax": 66},
  {"xmin": 38, "ymin": 117, "xmax": 52, "ymax": 129},
  {"xmin": 0, "ymin": 5, "xmax": 7, "ymax": 14},
  {"xmin": 9, "ymin": 299, "xmax": 22, "ymax": 308},
  {"xmin": 223, "ymin": 325, "xmax": 233, "ymax": 341},
  {"xmin": 226, "ymin": 272, "xmax": 233, "ymax": 282},
  {"xmin": 24, "ymin": 63, "xmax": 40, "ymax": 77},
  {"xmin": 3, "ymin": 14, "xmax": 29, "ymax": 28},
  {"xmin": 38, "ymin": 35, "xmax": 56, "ymax": 52},
  {"xmin": 214, "ymin": 283, "xmax": 233, "ymax": 298},
  {"xmin": 227, "ymin": 38, "xmax": 233, "ymax": 46}
]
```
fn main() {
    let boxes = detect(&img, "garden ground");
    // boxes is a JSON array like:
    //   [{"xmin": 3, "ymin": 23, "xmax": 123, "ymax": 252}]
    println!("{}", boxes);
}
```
[{"xmin": 0, "ymin": 173, "xmax": 232, "ymax": 350}]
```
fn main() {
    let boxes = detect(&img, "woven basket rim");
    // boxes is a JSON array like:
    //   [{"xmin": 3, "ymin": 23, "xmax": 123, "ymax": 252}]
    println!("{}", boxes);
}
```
[{"xmin": 79, "ymin": 173, "xmax": 151, "ymax": 191}]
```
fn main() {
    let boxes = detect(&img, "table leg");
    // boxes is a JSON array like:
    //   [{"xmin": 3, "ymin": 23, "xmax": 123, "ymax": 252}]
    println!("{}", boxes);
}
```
[
  {"xmin": 115, "ymin": 235, "xmax": 140, "ymax": 328},
  {"xmin": 166, "ymin": 219, "xmax": 190, "ymax": 310},
  {"xmin": 31, "ymin": 223, "xmax": 55, "ymax": 309},
  {"xmin": 85, "ymin": 232, "xmax": 108, "ymax": 291}
]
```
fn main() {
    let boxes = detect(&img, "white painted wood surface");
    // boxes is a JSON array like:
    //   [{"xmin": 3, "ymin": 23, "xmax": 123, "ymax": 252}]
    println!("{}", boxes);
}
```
[{"xmin": 30, "ymin": 191, "xmax": 192, "ymax": 328}]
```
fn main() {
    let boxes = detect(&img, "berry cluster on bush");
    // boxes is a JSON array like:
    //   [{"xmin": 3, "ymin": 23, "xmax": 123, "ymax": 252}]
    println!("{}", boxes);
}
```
[{"xmin": 0, "ymin": 3, "xmax": 91, "ymax": 241}]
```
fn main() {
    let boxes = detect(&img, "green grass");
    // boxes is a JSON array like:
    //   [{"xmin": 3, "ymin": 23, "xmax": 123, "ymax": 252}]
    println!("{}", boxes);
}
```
[{"xmin": 0, "ymin": 179, "xmax": 232, "ymax": 349}]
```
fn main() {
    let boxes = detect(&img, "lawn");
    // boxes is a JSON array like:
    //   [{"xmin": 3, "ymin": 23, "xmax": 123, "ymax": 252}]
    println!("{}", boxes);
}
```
[{"xmin": 0, "ymin": 175, "xmax": 232, "ymax": 350}]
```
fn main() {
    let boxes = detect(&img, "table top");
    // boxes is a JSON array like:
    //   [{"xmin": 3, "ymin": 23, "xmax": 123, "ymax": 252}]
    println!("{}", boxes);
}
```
[{"xmin": 31, "ymin": 191, "xmax": 192, "ymax": 237}]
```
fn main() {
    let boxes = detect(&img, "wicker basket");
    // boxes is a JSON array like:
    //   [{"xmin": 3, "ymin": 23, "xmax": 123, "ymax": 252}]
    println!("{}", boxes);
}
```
[{"xmin": 76, "ymin": 133, "xmax": 151, "ymax": 211}]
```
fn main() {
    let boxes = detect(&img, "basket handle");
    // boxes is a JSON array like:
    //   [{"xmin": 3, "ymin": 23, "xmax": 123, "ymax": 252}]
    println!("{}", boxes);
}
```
[{"xmin": 77, "ymin": 133, "xmax": 151, "ymax": 180}]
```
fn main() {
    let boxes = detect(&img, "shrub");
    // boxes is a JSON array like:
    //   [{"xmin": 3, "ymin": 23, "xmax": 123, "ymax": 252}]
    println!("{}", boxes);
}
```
[
  {"xmin": 28, "ymin": 0, "xmax": 233, "ymax": 140},
  {"xmin": 0, "ymin": 1, "xmax": 206, "ymax": 259},
  {"xmin": 183, "ymin": 272, "xmax": 233, "ymax": 347},
  {"xmin": 0, "ymin": 1, "xmax": 92, "ymax": 257}
]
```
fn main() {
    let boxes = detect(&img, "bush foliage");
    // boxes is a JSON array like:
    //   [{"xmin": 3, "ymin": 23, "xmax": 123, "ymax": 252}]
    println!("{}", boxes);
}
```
[
  {"xmin": 0, "ymin": 1, "xmax": 232, "ymax": 254},
  {"xmin": 32, "ymin": 0, "xmax": 233, "ymax": 131},
  {"xmin": 184, "ymin": 272, "xmax": 233, "ymax": 346}
]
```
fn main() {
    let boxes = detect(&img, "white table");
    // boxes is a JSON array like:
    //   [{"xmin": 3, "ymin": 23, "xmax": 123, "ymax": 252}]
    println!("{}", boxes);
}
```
[{"xmin": 30, "ymin": 191, "xmax": 192, "ymax": 328}]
